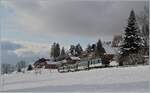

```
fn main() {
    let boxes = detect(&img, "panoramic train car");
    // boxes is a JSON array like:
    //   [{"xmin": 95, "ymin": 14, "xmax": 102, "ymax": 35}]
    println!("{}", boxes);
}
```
[{"xmin": 58, "ymin": 58, "xmax": 102, "ymax": 73}]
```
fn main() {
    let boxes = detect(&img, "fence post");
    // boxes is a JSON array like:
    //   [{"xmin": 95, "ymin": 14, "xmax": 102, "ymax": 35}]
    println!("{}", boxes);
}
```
[{"xmin": 87, "ymin": 61, "xmax": 90, "ymax": 70}]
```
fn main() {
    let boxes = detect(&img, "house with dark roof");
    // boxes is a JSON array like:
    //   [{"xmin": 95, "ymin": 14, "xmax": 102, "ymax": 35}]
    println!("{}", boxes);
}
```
[{"xmin": 33, "ymin": 58, "xmax": 60, "ymax": 69}]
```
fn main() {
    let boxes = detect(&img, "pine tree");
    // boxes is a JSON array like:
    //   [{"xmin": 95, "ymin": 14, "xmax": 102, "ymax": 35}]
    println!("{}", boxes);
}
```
[
  {"xmin": 75, "ymin": 43, "xmax": 83, "ymax": 56},
  {"xmin": 55, "ymin": 43, "xmax": 60, "ymax": 57},
  {"xmin": 16, "ymin": 61, "xmax": 26, "ymax": 72},
  {"xmin": 138, "ymin": 5, "xmax": 149, "ymax": 56},
  {"xmin": 119, "ymin": 10, "xmax": 143, "ymax": 66},
  {"xmin": 69, "ymin": 45, "xmax": 76, "ymax": 56},
  {"xmin": 137, "ymin": 5, "xmax": 149, "ymax": 49},
  {"xmin": 50, "ymin": 42, "xmax": 56, "ymax": 58},
  {"xmin": 27, "ymin": 64, "xmax": 33, "ymax": 71},
  {"xmin": 60, "ymin": 47, "xmax": 66, "ymax": 57},
  {"xmin": 50, "ymin": 42, "xmax": 60, "ymax": 60},
  {"xmin": 91, "ymin": 44, "xmax": 96, "ymax": 52},
  {"xmin": 86, "ymin": 44, "xmax": 92, "ymax": 53},
  {"xmin": 96, "ymin": 39, "xmax": 106, "ymax": 56}
]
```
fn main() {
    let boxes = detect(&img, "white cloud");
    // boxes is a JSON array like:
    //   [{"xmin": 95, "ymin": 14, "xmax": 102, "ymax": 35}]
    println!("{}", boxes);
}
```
[
  {"xmin": 1, "ymin": 40, "xmax": 50, "ymax": 64},
  {"xmin": 1, "ymin": 40, "xmax": 23, "ymax": 51},
  {"xmin": 14, "ymin": 42, "xmax": 50, "ymax": 57}
]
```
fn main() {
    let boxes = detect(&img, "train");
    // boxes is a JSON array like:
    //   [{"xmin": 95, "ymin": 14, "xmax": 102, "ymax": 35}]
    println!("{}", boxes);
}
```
[{"xmin": 57, "ymin": 58, "xmax": 104, "ymax": 73}]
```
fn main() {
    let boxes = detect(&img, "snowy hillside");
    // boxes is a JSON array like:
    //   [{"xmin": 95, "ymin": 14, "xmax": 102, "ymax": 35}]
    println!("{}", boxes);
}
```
[{"xmin": 0, "ymin": 65, "xmax": 149, "ymax": 92}]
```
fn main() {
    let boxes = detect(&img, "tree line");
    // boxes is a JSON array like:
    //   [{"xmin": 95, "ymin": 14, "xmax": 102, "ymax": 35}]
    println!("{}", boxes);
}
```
[
  {"xmin": 50, "ymin": 39, "xmax": 106, "ymax": 61},
  {"xmin": 1, "ymin": 61, "xmax": 33, "ymax": 74}
]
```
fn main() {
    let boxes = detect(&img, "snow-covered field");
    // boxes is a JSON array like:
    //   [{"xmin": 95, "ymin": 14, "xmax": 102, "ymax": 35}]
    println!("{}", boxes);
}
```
[{"xmin": 0, "ymin": 65, "xmax": 149, "ymax": 92}]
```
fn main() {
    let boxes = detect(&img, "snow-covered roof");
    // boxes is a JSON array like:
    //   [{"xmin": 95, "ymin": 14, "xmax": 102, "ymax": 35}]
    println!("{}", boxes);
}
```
[
  {"xmin": 144, "ymin": 55, "xmax": 149, "ymax": 57},
  {"xmin": 62, "ymin": 59, "xmax": 67, "ymax": 63},
  {"xmin": 70, "ymin": 57, "xmax": 80, "ymax": 60},
  {"xmin": 47, "ymin": 61, "xmax": 61, "ymax": 65},
  {"xmin": 103, "ymin": 44, "xmax": 118, "ymax": 54}
]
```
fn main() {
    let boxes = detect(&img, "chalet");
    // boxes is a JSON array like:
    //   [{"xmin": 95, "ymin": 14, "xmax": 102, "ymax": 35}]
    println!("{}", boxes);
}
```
[
  {"xmin": 88, "ymin": 52, "xmax": 96, "ymax": 59},
  {"xmin": 103, "ymin": 43, "xmax": 116, "ymax": 60},
  {"xmin": 112, "ymin": 35, "xmax": 123, "ymax": 47},
  {"xmin": 62, "ymin": 56, "xmax": 80, "ymax": 65},
  {"xmin": 79, "ymin": 51, "xmax": 88, "ymax": 58},
  {"xmin": 34, "ymin": 58, "xmax": 49, "ymax": 68},
  {"xmin": 33, "ymin": 58, "xmax": 60, "ymax": 69},
  {"xmin": 46, "ymin": 61, "xmax": 61, "ymax": 69}
]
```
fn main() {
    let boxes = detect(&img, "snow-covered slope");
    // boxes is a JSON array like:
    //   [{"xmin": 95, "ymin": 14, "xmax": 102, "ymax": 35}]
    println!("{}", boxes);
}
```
[{"xmin": 0, "ymin": 66, "xmax": 149, "ymax": 92}]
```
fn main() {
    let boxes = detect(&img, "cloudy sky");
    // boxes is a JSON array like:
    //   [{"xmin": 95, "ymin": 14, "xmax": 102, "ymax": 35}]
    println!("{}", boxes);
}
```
[{"xmin": 0, "ymin": 0, "xmax": 147, "ymax": 64}]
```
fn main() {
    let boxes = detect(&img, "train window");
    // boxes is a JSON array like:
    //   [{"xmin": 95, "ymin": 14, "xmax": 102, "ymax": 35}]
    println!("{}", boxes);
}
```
[
  {"xmin": 90, "ymin": 61, "xmax": 92, "ymax": 65},
  {"xmin": 96, "ymin": 60, "xmax": 98, "ymax": 63},
  {"xmin": 93, "ymin": 60, "xmax": 95, "ymax": 64},
  {"xmin": 97, "ymin": 59, "xmax": 100, "ymax": 63},
  {"xmin": 95, "ymin": 60, "xmax": 97, "ymax": 64}
]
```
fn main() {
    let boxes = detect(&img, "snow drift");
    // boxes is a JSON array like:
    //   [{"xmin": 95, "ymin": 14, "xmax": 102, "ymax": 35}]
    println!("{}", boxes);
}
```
[{"xmin": 0, "ymin": 65, "xmax": 149, "ymax": 92}]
